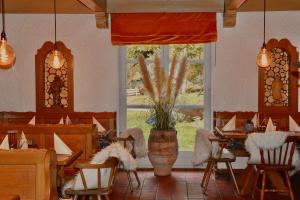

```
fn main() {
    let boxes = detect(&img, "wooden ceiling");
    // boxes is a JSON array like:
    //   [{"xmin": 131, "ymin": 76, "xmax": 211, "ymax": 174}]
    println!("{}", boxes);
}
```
[
  {"xmin": 1, "ymin": 0, "xmax": 299, "ymax": 28},
  {"xmin": 1, "ymin": 0, "xmax": 300, "ymax": 13}
]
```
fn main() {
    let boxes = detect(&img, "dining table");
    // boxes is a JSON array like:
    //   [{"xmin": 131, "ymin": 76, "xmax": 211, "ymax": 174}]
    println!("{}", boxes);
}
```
[
  {"xmin": 56, "ymin": 150, "xmax": 83, "ymax": 187},
  {"xmin": 221, "ymin": 130, "xmax": 300, "ymax": 196}
]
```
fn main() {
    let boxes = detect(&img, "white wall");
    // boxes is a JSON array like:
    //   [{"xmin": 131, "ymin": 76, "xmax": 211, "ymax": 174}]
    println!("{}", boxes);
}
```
[
  {"xmin": 213, "ymin": 11, "xmax": 300, "ymax": 111},
  {"xmin": 0, "ymin": 14, "xmax": 118, "ymax": 112},
  {"xmin": 1, "ymin": 12, "xmax": 300, "ymax": 113}
]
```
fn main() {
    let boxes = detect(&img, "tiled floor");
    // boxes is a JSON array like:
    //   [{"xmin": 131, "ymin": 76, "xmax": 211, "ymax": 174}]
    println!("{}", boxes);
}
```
[{"xmin": 108, "ymin": 170, "xmax": 300, "ymax": 200}]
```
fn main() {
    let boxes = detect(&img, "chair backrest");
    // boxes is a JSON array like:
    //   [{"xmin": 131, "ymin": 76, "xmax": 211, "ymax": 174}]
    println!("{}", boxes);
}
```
[
  {"xmin": 117, "ymin": 135, "xmax": 136, "ymax": 158},
  {"xmin": 209, "ymin": 128, "xmax": 231, "ymax": 159},
  {"xmin": 214, "ymin": 127, "xmax": 225, "ymax": 138},
  {"xmin": 259, "ymin": 139, "xmax": 295, "ymax": 166},
  {"xmin": 76, "ymin": 157, "xmax": 119, "ymax": 194}
]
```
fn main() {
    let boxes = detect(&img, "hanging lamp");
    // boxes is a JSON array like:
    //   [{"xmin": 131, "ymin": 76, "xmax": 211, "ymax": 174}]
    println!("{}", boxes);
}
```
[
  {"xmin": 256, "ymin": 0, "xmax": 271, "ymax": 68},
  {"xmin": 49, "ymin": 0, "xmax": 64, "ymax": 69},
  {"xmin": 0, "ymin": 0, "xmax": 16, "ymax": 69}
]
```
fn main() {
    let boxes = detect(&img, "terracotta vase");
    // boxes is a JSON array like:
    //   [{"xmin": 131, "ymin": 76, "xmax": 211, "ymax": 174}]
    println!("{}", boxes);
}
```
[{"xmin": 148, "ymin": 129, "xmax": 178, "ymax": 176}]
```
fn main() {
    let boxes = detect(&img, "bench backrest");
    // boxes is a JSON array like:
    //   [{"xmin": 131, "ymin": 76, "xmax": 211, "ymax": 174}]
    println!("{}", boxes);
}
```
[
  {"xmin": 0, "ymin": 149, "xmax": 57, "ymax": 200},
  {"xmin": 0, "ymin": 124, "xmax": 97, "ymax": 160}
]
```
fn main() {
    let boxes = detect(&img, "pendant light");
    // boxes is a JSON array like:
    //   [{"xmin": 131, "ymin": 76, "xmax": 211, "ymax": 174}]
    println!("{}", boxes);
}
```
[
  {"xmin": 49, "ymin": 0, "xmax": 64, "ymax": 69},
  {"xmin": 0, "ymin": 0, "xmax": 15, "ymax": 69},
  {"xmin": 256, "ymin": 0, "xmax": 271, "ymax": 68}
]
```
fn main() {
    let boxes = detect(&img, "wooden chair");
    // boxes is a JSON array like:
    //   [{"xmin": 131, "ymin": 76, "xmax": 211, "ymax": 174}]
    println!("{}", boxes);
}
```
[
  {"xmin": 65, "ymin": 157, "xmax": 119, "ymax": 200},
  {"xmin": 252, "ymin": 138, "xmax": 296, "ymax": 200},
  {"xmin": 201, "ymin": 128, "xmax": 240, "ymax": 195},
  {"xmin": 116, "ymin": 135, "xmax": 141, "ymax": 190}
]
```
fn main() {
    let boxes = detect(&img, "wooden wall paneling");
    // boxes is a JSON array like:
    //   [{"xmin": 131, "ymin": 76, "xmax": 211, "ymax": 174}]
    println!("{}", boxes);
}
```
[
  {"xmin": 214, "ymin": 111, "xmax": 300, "ymax": 131},
  {"xmin": 0, "ymin": 124, "xmax": 97, "ymax": 160},
  {"xmin": 0, "ymin": 111, "xmax": 117, "ymax": 136},
  {"xmin": 0, "ymin": 112, "xmax": 3, "ymax": 123},
  {"xmin": 0, "ymin": 111, "xmax": 117, "ymax": 141},
  {"xmin": 2, "ymin": 112, "xmax": 35, "ymax": 124},
  {"xmin": 214, "ymin": 111, "xmax": 256, "ymax": 128}
]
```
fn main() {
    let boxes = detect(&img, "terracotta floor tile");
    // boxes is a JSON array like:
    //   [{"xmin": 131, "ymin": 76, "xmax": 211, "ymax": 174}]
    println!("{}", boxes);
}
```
[{"xmin": 107, "ymin": 170, "xmax": 300, "ymax": 200}]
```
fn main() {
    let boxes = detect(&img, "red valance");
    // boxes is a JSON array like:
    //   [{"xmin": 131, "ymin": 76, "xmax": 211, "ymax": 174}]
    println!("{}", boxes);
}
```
[{"xmin": 111, "ymin": 12, "xmax": 217, "ymax": 45}]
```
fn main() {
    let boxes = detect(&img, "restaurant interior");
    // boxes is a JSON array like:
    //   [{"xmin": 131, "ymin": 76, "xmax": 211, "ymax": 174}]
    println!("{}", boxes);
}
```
[{"xmin": 0, "ymin": 0, "xmax": 300, "ymax": 199}]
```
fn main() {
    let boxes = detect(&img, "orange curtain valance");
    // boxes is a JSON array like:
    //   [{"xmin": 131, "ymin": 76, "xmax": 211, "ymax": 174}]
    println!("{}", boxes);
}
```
[{"xmin": 111, "ymin": 12, "xmax": 217, "ymax": 45}]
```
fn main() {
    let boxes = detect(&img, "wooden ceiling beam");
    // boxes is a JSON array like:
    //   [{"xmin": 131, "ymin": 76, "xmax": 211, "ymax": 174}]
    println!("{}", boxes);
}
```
[
  {"xmin": 223, "ymin": 0, "xmax": 247, "ymax": 28},
  {"xmin": 77, "ymin": 0, "xmax": 108, "ymax": 29},
  {"xmin": 95, "ymin": 12, "xmax": 108, "ymax": 29},
  {"xmin": 77, "ymin": 0, "xmax": 106, "ymax": 12}
]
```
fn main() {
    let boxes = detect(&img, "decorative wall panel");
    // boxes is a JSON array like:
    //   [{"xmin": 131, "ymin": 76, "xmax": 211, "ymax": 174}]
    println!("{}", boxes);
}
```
[
  {"xmin": 264, "ymin": 48, "xmax": 289, "ymax": 107},
  {"xmin": 258, "ymin": 39, "xmax": 298, "ymax": 113},
  {"xmin": 36, "ymin": 41, "xmax": 73, "ymax": 113}
]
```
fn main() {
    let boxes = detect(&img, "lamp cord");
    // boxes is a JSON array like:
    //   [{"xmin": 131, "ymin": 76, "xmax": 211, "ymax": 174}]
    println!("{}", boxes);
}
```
[
  {"xmin": 1, "ymin": 0, "xmax": 6, "ymax": 40},
  {"xmin": 54, "ymin": 0, "xmax": 57, "ymax": 49},
  {"xmin": 263, "ymin": 0, "xmax": 266, "ymax": 44}
]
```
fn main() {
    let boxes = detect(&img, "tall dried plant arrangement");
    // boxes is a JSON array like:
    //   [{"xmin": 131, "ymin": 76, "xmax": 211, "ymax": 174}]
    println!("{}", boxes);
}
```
[{"xmin": 138, "ymin": 54, "xmax": 187, "ymax": 130}]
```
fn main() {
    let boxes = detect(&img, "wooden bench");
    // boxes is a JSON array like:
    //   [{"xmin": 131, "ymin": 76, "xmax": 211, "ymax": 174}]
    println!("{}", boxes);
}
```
[
  {"xmin": 214, "ymin": 111, "xmax": 300, "ymax": 131},
  {"xmin": 0, "ymin": 124, "xmax": 97, "ymax": 161},
  {"xmin": 0, "ymin": 149, "xmax": 57, "ymax": 200},
  {"xmin": 0, "ymin": 111, "xmax": 116, "ymax": 137}
]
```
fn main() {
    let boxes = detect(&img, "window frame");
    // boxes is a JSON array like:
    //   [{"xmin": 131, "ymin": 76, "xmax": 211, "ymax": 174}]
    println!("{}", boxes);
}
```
[{"xmin": 118, "ymin": 44, "xmax": 212, "ymax": 134}]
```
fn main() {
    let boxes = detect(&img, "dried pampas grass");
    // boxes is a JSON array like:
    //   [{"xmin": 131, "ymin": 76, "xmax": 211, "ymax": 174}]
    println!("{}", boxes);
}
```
[
  {"xmin": 138, "ymin": 54, "xmax": 155, "ymax": 101},
  {"xmin": 154, "ymin": 55, "xmax": 162, "ymax": 101},
  {"xmin": 166, "ymin": 55, "xmax": 177, "ymax": 103},
  {"xmin": 138, "ymin": 53, "xmax": 188, "ymax": 130},
  {"xmin": 174, "ymin": 56, "xmax": 187, "ymax": 98}
]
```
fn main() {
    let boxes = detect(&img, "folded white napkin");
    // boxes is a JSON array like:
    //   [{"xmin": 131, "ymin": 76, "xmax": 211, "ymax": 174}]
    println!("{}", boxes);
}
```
[
  {"xmin": 28, "ymin": 116, "xmax": 35, "ymax": 125},
  {"xmin": 289, "ymin": 115, "xmax": 300, "ymax": 132},
  {"xmin": 0, "ymin": 135, "xmax": 9, "ymax": 150},
  {"xmin": 251, "ymin": 113, "xmax": 258, "ymax": 128},
  {"xmin": 58, "ymin": 117, "xmax": 64, "ymax": 125},
  {"xmin": 265, "ymin": 117, "xmax": 276, "ymax": 133},
  {"xmin": 222, "ymin": 115, "xmax": 236, "ymax": 131},
  {"xmin": 65, "ymin": 115, "xmax": 72, "ymax": 125},
  {"xmin": 19, "ymin": 131, "xmax": 29, "ymax": 149},
  {"xmin": 54, "ymin": 133, "xmax": 72, "ymax": 155},
  {"xmin": 92, "ymin": 117, "xmax": 106, "ymax": 132}
]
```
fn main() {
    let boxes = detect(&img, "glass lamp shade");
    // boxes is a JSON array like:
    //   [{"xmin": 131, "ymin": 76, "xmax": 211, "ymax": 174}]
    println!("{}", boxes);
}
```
[
  {"xmin": 0, "ymin": 38, "xmax": 16, "ymax": 69},
  {"xmin": 49, "ymin": 49, "xmax": 64, "ymax": 69},
  {"xmin": 256, "ymin": 46, "xmax": 272, "ymax": 68}
]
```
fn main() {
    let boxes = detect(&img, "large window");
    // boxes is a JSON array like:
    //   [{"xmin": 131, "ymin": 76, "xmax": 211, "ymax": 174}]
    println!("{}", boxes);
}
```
[{"xmin": 119, "ymin": 44, "xmax": 211, "ymax": 151}]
